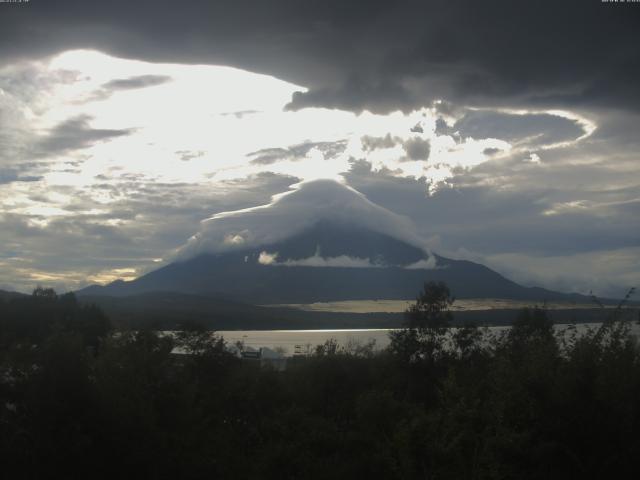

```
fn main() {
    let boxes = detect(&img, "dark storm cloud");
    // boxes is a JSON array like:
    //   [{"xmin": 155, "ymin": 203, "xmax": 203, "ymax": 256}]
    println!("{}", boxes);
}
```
[
  {"xmin": 1, "ymin": 0, "xmax": 638, "ymax": 113},
  {"xmin": 248, "ymin": 140, "xmax": 347, "ymax": 165},
  {"xmin": 286, "ymin": 78, "xmax": 420, "ymax": 113},
  {"xmin": 35, "ymin": 115, "xmax": 133, "ymax": 155}
]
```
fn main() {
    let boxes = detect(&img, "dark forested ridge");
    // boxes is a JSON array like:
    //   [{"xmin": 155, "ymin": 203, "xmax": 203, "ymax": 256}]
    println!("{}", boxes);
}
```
[
  {"xmin": 80, "ymin": 290, "xmax": 620, "ymax": 330},
  {"xmin": 0, "ymin": 289, "xmax": 27, "ymax": 301},
  {"xmin": 1, "ymin": 284, "xmax": 639, "ymax": 479}
]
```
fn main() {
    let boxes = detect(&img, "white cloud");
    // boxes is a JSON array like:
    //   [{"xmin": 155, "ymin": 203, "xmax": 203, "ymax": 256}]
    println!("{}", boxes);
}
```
[
  {"xmin": 174, "ymin": 179, "xmax": 430, "ymax": 261},
  {"xmin": 526, "ymin": 152, "xmax": 541, "ymax": 164},
  {"xmin": 223, "ymin": 232, "xmax": 247, "ymax": 245},
  {"xmin": 258, "ymin": 251, "xmax": 278, "ymax": 265},
  {"xmin": 1, "ymin": 48, "xmax": 636, "ymax": 298},
  {"xmin": 258, "ymin": 250, "xmax": 379, "ymax": 268},
  {"xmin": 404, "ymin": 257, "xmax": 439, "ymax": 270}
]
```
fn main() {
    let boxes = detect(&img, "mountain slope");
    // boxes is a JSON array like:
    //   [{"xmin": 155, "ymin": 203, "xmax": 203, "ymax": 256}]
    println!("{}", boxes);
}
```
[{"xmin": 78, "ymin": 221, "xmax": 589, "ymax": 304}]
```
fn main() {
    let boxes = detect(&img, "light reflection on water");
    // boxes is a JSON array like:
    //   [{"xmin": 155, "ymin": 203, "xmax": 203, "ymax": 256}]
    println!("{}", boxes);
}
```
[
  {"xmin": 264, "ymin": 298, "xmax": 607, "ymax": 314},
  {"xmin": 215, "ymin": 323, "xmax": 640, "ymax": 357}
]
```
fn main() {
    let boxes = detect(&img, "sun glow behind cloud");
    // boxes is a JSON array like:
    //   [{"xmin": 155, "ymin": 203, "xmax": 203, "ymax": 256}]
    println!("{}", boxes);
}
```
[
  {"xmin": 8, "ymin": 49, "xmax": 550, "ymax": 194},
  {"xmin": 0, "ymin": 49, "xmax": 606, "ymax": 292}
]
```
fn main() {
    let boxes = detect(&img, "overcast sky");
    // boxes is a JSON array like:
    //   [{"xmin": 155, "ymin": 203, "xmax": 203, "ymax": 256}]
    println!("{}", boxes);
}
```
[{"xmin": 0, "ymin": 0, "xmax": 639, "ymax": 297}]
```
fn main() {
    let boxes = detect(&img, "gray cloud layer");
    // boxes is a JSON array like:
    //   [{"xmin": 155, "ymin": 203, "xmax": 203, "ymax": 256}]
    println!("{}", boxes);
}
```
[
  {"xmin": 454, "ymin": 111, "xmax": 587, "ymax": 147},
  {"xmin": 0, "ymin": 1, "xmax": 638, "ymax": 298},
  {"xmin": 248, "ymin": 141, "xmax": 347, "ymax": 165},
  {"xmin": 1, "ymin": 0, "xmax": 639, "ymax": 113},
  {"xmin": 0, "ymin": 172, "xmax": 300, "ymax": 292},
  {"xmin": 35, "ymin": 115, "xmax": 133, "ymax": 155},
  {"xmin": 82, "ymin": 74, "xmax": 172, "ymax": 102},
  {"xmin": 176, "ymin": 179, "xmax": 429, "ymax": 261}
]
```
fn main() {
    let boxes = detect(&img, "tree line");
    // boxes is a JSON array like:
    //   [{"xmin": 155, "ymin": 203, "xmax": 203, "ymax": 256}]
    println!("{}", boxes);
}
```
[{"xmin": 0, "ymin": 283, "xmax": 638, "ymax": 479}]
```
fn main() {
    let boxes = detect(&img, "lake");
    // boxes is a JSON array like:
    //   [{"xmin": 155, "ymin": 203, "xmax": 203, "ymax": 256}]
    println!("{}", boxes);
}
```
[
  {"xmin": 216, "ymin": 322, "xmax": 640, "ymax": 356},
  {"xmin": 264, "ymin": 298, "xmax": 605, "ymax": 313}
]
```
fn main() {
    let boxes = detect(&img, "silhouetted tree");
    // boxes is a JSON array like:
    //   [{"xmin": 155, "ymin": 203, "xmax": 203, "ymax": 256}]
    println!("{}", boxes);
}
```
[
  {"xmin": 389, "ymin": 281, "xmax": 455, "ymax": 363},
  {"xmin": 1, "ymin": 281, "xmax": 639, "ymax": 479}
]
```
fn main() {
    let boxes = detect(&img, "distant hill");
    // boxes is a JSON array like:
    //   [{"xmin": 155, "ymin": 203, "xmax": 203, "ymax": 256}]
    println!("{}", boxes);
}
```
[
  {"xmin": 0, "ymin": 289, "xmax": 28, "ymax": 301},
  {"xmin": 78, "ymin": 221, "xmax": 592, "ymax": 305},
  {"xmin": 77, "ymin": 291, "xmax": 405, "ymax": 330},
  {"xmin": 78, "ymin": 290, "xmax": 620, "ymax": 331}
]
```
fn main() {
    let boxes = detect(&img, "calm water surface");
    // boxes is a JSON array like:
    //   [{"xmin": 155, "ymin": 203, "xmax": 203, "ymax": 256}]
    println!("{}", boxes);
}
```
[
  {"xmin": 216, "ymin": 323, "xmax": 640, "ymax": 356},
  {"xmin": 265, "ymin": 298, "xmax": 606, "ymax": 313}
]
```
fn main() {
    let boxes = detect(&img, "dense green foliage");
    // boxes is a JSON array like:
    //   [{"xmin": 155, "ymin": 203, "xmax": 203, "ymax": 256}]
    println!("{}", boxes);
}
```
[{"xmin": 1, "ymin": 284, "xmax": 639, "ymax": 479}]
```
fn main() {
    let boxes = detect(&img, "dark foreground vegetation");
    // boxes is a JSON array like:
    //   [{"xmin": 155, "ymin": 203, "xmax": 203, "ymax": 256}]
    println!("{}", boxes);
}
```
[{"xmin": 1, "ymin": 284, "xmax": 639, "ymax": 479}]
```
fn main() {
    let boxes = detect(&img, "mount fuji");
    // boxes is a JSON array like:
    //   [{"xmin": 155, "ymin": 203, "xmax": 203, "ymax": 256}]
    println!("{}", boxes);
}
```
[{"xmin": 78, "ymin": 181, "xmax": 588, "ymax": 305}]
